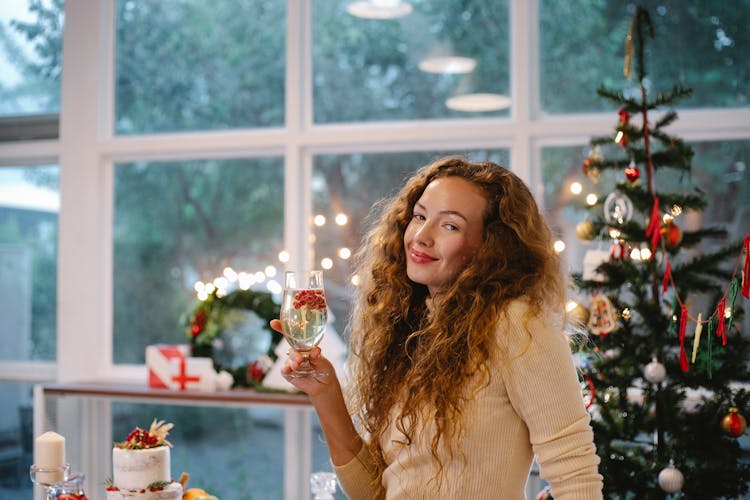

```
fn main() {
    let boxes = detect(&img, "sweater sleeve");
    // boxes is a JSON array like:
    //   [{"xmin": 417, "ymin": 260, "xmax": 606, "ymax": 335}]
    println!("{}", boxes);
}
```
[
  {"xmin": 333, "ymin": 441, "xmax": 385, "ymax": 500},
  {"xmin": 501, "ymin": 303, "xmax": 603, "ymax": 499}
]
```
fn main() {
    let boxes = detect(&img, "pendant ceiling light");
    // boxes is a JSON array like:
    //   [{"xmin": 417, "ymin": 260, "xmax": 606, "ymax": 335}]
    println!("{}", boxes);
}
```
[
  {"xmin": 418, "ymin": 56, "xmax": 476, "ymax": 74},
  {"xmin": 446, "ymin": 93, "xmax": 511, "ymax": 112},
  {"xmin": 346, "ymin": 0, "xmax": 413, "ymax": 20}
]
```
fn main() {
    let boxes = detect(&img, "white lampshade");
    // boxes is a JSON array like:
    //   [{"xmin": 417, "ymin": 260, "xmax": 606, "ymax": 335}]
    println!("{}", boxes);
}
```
[
  {"xmin": 418, "ymin": 56, "xmax": 476, "ymax": 74},
  {"xmin": 446, "ymin": 93, "xmax": 511, "ymax": 112}
]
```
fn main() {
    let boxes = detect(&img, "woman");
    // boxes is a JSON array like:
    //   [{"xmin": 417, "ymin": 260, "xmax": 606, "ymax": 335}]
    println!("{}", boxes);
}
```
[{"xmin": 272, "ymin": 156, "xmax": 603, "ymax": 499}]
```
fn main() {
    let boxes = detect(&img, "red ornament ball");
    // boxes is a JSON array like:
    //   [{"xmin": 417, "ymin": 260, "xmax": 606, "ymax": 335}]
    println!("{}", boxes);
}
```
[
  {"xmin": 660, "ymin": 221, "xmax": 683, "ymax": 248},
  {"xmin": 721, "ymin": 407, "xmax": 747, "ymax": 437},
  {"xmin": 624, "ymin": 165, "xmax": 640, "ymax": 182}
]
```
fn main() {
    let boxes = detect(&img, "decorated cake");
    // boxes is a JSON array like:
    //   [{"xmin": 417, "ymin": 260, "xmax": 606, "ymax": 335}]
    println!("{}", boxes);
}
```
[{"xmin": 105, "ymin": 420, "xmax": 183, "ymax": 500}]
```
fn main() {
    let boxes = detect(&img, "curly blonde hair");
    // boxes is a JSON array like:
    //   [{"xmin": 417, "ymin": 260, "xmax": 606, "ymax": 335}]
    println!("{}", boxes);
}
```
[{"xmin": 346, "ymin": 156, "xmax": 565, "ymax": 484}]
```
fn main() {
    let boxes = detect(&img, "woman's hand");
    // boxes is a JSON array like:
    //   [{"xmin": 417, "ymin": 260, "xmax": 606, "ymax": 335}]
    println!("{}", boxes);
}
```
[
  {"xmin": 270, "ymin": 319, "xmax": 361, "ymax": 466},
  {"xmin": 269, "ymin": 319, "xmax": 339, "ymax": 398}
]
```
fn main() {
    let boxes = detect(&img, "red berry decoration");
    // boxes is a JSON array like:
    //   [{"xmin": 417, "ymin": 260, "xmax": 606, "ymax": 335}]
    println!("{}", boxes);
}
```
[
  {"xmin": 293, "ymin": 289, "xmax": 326, "ymax": 310},
  {"xmin": 190, "ymin": 310, "xmax": 207, "ymax": 336},
  {"xmin": 618, "ymin": 107, "xmax": 630, "ymax": 125},
  {"xmin": 247, "ymin": 360, "xmax": 265, "ymax": 382},
  {"xmin": 721, "ymin": 407, "xmax": 747, "ymax": 437}
]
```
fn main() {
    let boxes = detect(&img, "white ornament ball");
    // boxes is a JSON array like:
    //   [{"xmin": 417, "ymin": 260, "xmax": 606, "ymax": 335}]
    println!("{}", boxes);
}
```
[
  {"xmin": 644, "ymin": 359, "xmax": 666, "ymax": 384},
  {"xmin": 216, "ymin": 370, "xmax": 234, "ymax": 391},
  {"xmin": 658, "ymin": 462, "xmax": 684, "ymax": 493}
]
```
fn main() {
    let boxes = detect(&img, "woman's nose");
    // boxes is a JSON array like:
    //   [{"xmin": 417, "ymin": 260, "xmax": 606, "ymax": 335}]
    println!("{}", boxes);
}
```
[{"xmin": 414, "ymin": 221, "xmax": 434, "ymax": 246}]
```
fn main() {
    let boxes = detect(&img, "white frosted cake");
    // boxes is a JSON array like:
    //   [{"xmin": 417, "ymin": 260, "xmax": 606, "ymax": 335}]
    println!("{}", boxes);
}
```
[{"xmin": 105, "ymin": 420, "xmax": 183, "ymax": 500}]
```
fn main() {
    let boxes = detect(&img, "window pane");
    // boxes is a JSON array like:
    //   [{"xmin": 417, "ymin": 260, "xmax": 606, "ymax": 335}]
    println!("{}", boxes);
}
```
[
  {"xmin": 313, "ymin": 0, "xmax": 510, "ymax": 123},
  {"xmin": 113, "ymin": 158, "xmax": 284, "ymax": 364},
  {"xmin": 312, "ymin": 150, "xmax": 509, "ymax": 337},
  {"xmin": 0, "ymin": 166, "xmax": 58, "ymax": 361},
  {"xmin": 114, "ymin": 0, "xmax": 285, "ymax": 134},
  {"xmin": 110, "ymin": 404, "xmax": 285, "ymax": 498},
  {"xmin": 0, "ymin": 382, "xmax": 33, "ymax": 498},
  {"xmin": 540, "ymin": 1, "xmax": 749, "ymax": 113},
  {"xmin": 0, "ymin": 0, "xmax": 64, "ymax": 117}
]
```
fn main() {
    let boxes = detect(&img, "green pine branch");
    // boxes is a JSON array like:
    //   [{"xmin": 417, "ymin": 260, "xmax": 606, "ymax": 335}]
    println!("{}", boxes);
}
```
[
  {"xmin": 677, "ymin": 228, "xmax": 732, "ymax": 249},
  {"xmin": 669, "ymin": 242, "xmax": 741, "ymax": 294},
  {"xmin": 650, "ymin": 83, "xmax": 693, "ymax": 108}
]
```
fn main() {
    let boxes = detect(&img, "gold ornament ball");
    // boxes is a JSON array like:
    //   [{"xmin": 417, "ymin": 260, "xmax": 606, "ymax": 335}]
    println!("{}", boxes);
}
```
[
  {"xmin": 576, "ymin": 220, "xmax": 596, "ymax": 241},
  {"xmin": 721, "ymin": 407, "xmax": 747, "ymax": 437},
  {"xmin": 570, "ymin": 303, "xmax": 591, "ymax": 325}
]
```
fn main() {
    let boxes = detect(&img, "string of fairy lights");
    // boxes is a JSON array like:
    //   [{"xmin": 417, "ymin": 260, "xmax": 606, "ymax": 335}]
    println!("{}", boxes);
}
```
[{"xmin": 192, "ymin": 211, "xmax": 358, "ymax": 300}]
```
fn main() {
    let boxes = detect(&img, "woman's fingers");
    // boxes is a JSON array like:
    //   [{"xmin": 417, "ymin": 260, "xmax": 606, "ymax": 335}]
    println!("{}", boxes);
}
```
[
  {"xmin": 308, "ymin": 346, "xmax": 322, "ymax": 360},
  {"xmin": 270, "ymin": 319, "xmax": 283, "ymax": 333}
]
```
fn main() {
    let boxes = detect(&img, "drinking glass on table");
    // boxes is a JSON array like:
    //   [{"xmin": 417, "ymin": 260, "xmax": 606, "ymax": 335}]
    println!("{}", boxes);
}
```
[{"xmin": 281, "ymin": 270, "xmax": 328, "ymax": 379}]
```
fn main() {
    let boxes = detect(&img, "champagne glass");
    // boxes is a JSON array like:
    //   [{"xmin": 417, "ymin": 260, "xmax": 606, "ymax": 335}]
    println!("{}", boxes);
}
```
[{"xmin": 281, "ymin": 270, "xmax": 328, "ymax": 379}]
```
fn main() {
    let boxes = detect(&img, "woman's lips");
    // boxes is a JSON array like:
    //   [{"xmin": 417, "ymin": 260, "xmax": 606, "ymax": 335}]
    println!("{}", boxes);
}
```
[{"xmin": 409, "ymin": 249, "xmax": 437, "ymax": 264}]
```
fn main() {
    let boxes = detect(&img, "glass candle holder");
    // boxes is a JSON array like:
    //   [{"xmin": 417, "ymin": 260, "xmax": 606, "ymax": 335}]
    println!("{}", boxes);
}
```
[
  {"xmin": 46, "ymin": 473, "xmax": 88, "ymax": 500},
  {"xmin": 29, "ymin": 463, "xmax": 70, "ymax": 487}
]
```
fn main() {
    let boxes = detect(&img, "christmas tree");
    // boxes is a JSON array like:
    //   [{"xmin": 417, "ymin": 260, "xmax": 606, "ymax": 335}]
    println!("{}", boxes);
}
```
[{"xmin": 570, "ymin": 6, "xmax": 750, "ymax": 499}]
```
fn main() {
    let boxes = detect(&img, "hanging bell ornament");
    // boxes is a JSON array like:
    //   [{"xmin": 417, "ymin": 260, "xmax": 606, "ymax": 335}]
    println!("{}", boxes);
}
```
[
  {"xmin": 658, "ymin": 460, "xmax": 684, "ymax": 493},
  {"xmin": 721, "ymin": 407, "xmax": 747, "ymax": 437},
  {"xmin": 644, "ymin": 358, "xmax": 666, "ymax": 384},
  {"xmin": 576, "ymin": 220, "xmax": 596, "ymax": 241}
]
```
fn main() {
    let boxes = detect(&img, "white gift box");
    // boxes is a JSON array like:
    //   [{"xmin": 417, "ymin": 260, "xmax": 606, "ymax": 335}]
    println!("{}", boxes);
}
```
[{"xmin": 146, "ymin": 344, "xmax": 217, "ymax": 391}]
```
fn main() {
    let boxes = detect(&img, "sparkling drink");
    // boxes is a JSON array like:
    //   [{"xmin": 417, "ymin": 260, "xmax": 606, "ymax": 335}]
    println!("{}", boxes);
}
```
[
  {"xmin": 281, "ymin": 270, "xmax": 329, "ymax": 379},
  {"xmin": 281, "ymin": 287, "xmax": 327, "ymax": 352}
]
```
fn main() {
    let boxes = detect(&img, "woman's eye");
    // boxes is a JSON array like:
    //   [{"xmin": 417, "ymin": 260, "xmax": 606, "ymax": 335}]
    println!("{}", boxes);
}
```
[
  {"xmin": 445, "ymin": 224, "xmax": 458, "ymax": 231},
  {"xmin": 414, "ymin": 214, "xmax": 426, "ymax": 221}
]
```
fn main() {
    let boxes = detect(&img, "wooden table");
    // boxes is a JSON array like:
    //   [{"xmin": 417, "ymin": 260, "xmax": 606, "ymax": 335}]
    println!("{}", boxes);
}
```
[{"xmin": 33, "ymin": 381, "xmax": 314, "ymax": 500}]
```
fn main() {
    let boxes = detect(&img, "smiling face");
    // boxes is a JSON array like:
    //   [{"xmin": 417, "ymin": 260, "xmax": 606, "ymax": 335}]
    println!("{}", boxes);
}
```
[{"xmin": 404, "ymin": 176, "xmax": 488, "ymax": 296}]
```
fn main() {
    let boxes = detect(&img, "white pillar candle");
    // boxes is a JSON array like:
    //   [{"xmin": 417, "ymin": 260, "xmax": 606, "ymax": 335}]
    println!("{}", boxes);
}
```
[{"xmin": 34, "ymin": 431, "xmax": 66, "ymax": 483}]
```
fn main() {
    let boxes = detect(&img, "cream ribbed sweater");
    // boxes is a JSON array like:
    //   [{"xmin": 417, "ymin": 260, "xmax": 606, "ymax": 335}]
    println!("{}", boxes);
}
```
[{"xmin": 334, "ymin": 299, "xmax": 603, "ymax": 499}]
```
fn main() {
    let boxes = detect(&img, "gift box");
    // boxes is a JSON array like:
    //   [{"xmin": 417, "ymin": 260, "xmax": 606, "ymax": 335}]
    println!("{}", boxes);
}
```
[{"xmin": 146, "ymin": 344, "xmax": 217, "ymax": 391}]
